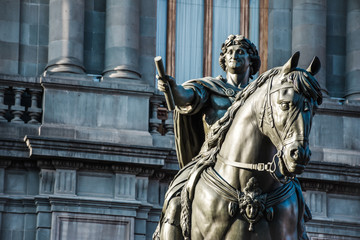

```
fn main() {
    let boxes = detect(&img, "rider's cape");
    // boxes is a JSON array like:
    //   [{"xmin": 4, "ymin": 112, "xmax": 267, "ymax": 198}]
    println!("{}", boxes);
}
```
[{"xmin": 174, "ymin": 76, "xmax": 240, "ymax": 168}]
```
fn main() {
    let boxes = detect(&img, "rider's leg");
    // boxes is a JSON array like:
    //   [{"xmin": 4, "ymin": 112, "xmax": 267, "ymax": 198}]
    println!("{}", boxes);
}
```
[{"xmin": 160, "ymin": 196, "xmax": 183, "ymax": 239}]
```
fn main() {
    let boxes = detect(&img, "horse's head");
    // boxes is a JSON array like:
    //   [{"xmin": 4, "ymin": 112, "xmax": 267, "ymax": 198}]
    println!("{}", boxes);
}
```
[{"xmin": 259, "ymin": 52, "xmax": 322, "ymax": 178}]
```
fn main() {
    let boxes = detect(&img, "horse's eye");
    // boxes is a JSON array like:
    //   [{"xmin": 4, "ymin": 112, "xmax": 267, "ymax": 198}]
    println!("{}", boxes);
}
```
[
  {"xmin": 280, "ymin": 102, "xmax": 290, "ymax": 111},
  {"xmin": 304, "ymin": 102, "xmax": 310, "ymax": 112}
]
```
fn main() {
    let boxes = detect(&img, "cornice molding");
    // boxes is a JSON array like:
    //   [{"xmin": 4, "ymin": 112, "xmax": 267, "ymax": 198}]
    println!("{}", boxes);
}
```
[{"xmin": 24, "ymin": 135, "xmax": 171, "ymax": 167}]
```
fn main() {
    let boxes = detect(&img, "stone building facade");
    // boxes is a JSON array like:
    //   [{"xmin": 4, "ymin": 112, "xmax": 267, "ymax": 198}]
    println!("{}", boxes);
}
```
[{"xmin": 0, "ymin": 0, "xmax": 359, "ymax": 239}]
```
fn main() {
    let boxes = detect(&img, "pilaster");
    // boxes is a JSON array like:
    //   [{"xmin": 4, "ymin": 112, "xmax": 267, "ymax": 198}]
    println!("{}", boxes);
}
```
[{"xmin": 35, "ymin": 197, "xmax": 52, "ymax": 240}]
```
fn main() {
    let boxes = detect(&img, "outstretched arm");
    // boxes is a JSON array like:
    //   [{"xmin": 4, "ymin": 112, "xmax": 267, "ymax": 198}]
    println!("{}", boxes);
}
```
[{"xmin": 157, "ymin": 75, "xmax": 195, "ymax": 107}]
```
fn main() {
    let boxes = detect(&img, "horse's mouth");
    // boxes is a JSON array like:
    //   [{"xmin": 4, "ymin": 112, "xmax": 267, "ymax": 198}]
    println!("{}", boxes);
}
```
[
  {"xmin": 279, "ymin": 157, "xmax": 306, "ymax": 176},
  {"xmin": 287, "ymin": 162, "xmax": 306, "ymax": 174}
]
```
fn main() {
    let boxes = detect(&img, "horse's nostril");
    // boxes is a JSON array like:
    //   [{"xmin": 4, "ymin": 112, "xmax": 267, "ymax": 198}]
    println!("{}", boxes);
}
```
[{"xmin": 290, "ymin": 149, "xmax": 299, "ymax": 159}]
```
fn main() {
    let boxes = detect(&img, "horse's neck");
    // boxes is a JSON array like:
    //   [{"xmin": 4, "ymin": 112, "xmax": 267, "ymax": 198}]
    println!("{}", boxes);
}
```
[
  {"xmin": 215, "ymin": 93, "xmax": 280, "ymax": 192},
  {"xmin": 218, "ymin": 100, "xmax": 267, "ymax": 165}
]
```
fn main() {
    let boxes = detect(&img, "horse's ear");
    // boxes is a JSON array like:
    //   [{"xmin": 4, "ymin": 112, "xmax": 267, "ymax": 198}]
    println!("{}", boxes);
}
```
[
  {"xmin": 306, "ymin": 56, "xmax": 321, "ymax": 76},
  {"xmin": 282, "ymin": 51, "xmax": 300, "ymax": 74}
]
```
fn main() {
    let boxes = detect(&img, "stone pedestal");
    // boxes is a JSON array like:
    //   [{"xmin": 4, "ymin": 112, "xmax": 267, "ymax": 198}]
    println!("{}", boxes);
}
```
[
  {"xmin": 45, "ymin": 0, "xmax": 85, "ymax": 74},
  {"xmin": 103, "ymin": 0, "xmax": 141, "ymax": 79},
  {"xmin": 292, "ymin": 0, "xmax": 327, "ymax": 95},
  {"xmin": 345, "ymin": 0, "xmax": 360, "ymax": 100}
]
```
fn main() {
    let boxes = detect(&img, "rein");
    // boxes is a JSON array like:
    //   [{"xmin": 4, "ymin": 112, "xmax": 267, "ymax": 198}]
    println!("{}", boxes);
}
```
[
  {"xmin": 217, "ymin": 153, "xmax": 276, "ymax": 173},
  {"xmin": 260, "ymin": 76, "xmax": 307, "ymax": 151},
  {"xmin": 219, "ymin": 76, "xmax": 308, "ymax": 183}
]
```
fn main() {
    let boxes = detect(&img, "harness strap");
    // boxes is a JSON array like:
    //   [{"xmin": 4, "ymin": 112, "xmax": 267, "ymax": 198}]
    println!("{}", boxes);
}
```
[
  {"xmin": 202, "ymin": 166, "xmax": 295, "ymax": 208},
  {"xmin": 201, "ymin": 167, "xmax": 238, "ymax": 203},
  {"xmin": 217, "ymin": 154, "xmax": 276, "ymax": 173}
]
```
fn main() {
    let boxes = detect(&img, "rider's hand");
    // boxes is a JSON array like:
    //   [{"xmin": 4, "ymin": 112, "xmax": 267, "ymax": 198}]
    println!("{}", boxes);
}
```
[{"xmin": 157, "ymin": 75, "xmax": 176, "ymax": 92}]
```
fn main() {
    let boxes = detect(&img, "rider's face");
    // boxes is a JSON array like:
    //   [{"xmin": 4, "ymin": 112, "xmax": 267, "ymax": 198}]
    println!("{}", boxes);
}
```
[{"xmin": 225, "ymin": 45, "xmax": 251, "ymax": 74}]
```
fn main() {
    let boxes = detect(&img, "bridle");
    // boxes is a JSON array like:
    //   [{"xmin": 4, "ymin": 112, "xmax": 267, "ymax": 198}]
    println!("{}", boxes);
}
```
[{"xmin": 218, "ymin": 75, "xmax": 309, "ymax": 183}]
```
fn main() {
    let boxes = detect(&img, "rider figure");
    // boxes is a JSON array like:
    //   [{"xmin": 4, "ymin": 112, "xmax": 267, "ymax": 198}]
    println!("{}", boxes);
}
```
[
  {"xmin": 155, "ymin": 34, "xmax": 261, "ymax": 239},
  {"xmin": 158, "ymin": 34, "xmax": 261, "ymax": 168}
]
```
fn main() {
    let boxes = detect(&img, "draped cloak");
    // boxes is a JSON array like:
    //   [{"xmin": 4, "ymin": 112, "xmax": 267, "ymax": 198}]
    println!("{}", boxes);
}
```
[{"xmin": 174, "ymin": 76, "xmax": 242, "ymax": 168}]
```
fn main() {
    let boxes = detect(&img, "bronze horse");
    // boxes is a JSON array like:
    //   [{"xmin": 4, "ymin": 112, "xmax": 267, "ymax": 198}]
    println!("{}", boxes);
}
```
[{"xmin": 155, "ymin": 52, "xmax": 322, "ymax": 240}]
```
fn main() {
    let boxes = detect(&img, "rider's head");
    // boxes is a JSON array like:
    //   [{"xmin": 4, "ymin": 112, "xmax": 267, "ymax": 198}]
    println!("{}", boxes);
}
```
[{"xmin": 219, "ymin": 34, "xmax": 261, "ymax": 79}]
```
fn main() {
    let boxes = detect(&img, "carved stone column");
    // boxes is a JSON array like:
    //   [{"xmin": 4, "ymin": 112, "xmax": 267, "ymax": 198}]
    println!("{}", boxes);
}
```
[
  {"xmin": 326, "ymin": 0, "xmax": 346, "ymax": 98},
  {"xmin": 268, "ymin": 0, "xmax": 292, "ymax": 68},
  {"xmin": 345, "ymin": 0, "xmax": 360, "ymax": 100},
  {"xmin": 292, "ymin": 0, "xmax": 327, "ymax": 95},
  {"xmin": 45, "ymin": 0, "xmax": 85, "ymax": 74},
  {"xmin": 103, "ymin": 0, "xmax": 141, "ymax": 79}
]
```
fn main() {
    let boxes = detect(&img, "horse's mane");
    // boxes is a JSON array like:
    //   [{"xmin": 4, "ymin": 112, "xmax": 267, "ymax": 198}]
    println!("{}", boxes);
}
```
[{"xmin": 192, "ymin": 66, "xmax": 322, "ymax": 168}]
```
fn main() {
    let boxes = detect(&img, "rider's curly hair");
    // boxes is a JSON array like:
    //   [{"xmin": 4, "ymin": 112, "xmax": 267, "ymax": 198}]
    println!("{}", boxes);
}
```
[{"xmin": 219, "ymin": 34, "xmax": 261, "ymax": 79}]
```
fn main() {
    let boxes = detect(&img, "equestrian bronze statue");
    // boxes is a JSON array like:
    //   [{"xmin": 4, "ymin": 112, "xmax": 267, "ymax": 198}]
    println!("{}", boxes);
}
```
[
  {"xmin": 155, "ymin": 49, "xmax": 322, "ymax": 238},
  {"xmin": 157, "ymin": 35, "xmax": 261, "ymax": 168}
]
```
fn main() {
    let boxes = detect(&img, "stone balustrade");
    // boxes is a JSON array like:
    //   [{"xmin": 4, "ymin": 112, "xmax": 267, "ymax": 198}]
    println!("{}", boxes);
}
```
[
  {"xmin": 149, "ymin": 95, "xmax": 174, "ymax": 136},
  {"xmin": 0, "ymin": 75, "xmax": 42, "ymax": 124}
]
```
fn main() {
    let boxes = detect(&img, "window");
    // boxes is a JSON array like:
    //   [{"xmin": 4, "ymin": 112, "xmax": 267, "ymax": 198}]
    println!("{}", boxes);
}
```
[{"xmin": 156, "ymin": 0, "xmax": 265, "ymax": 85}]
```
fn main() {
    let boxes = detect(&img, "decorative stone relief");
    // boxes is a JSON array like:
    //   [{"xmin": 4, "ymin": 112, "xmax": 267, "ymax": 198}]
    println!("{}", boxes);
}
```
[
  {"xmin": 115, "ymin": 173, "xmax": 136, "ymax": 199},
  {"xmin": 54, "ymin": 169, "xmax": 76, "ymax": 195},
  {"xmin": 136, "ymin": 177, "xmax": 149, "ymax": 202},
  {"xmin": 304, "ymin": 191, "xmax": 327, "ymax": 218},
  {"xmin": 39, "ymin": 169, "xmax": 55, "ymax": 195}
]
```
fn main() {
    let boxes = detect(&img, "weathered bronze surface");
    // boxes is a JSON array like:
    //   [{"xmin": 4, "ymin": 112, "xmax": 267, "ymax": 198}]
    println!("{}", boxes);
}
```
[
  {"xmin": 157, "ymin": 34, "xmax": 261, "ymax": 168},
  {"xmin": 155, "ymin": 39, "xmax": 322, "ymax": 239}
]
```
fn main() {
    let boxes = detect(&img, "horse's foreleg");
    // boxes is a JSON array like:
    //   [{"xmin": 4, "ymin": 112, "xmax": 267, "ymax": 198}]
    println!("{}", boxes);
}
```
[
  {"xmin": 191, "ymin": 178, "xmax": 233, "ymax": 239},
  {"xmin": 160, "ymin": 196, "xmax": 184, "ymax": 240}
]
